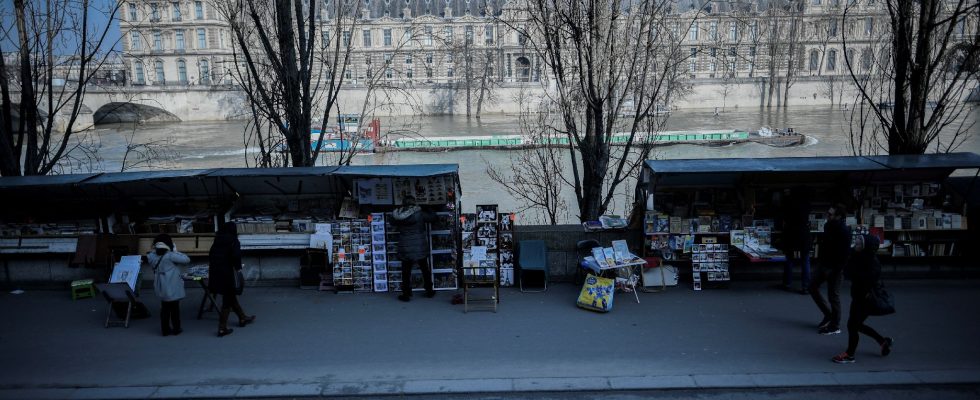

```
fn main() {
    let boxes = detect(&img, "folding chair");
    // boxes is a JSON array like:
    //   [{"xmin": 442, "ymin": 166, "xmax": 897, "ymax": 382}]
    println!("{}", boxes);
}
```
[
  {"xmin": 95, "ymin": 282, "xmax": 139, "ymax": 328},
  {"xmin": 518, "ymin": 240, "xmax": 548, "ymax": 292}
]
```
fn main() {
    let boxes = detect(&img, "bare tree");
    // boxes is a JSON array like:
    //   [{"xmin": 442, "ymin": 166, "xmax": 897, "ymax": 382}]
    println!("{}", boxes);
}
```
[
  {"xmin": 0, "ymin": 0, "xmax": 122, "ymax": 176},
  {"xmin": 486, "ymin": 92, "xmax": 567, "ymax": 224},
  {"xmin": 842, "ymin": 0, "xmax": 978, "ymax": 154},
  {"xmin": 216, "ymin": 0, "xmax": 361, "ymax": 168},
  {"xmin": 504, "ymin": 0, "xmax": 688, "ymax": 222}
]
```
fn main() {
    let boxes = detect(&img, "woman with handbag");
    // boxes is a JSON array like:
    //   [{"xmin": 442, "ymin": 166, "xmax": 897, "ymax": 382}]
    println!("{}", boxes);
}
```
[
  {"xmin": 208, "ymin": 222, "xmax": 255, "ymax": 337},
  {"xmin": 147, "ymin": 234, "xmax": 190, "ymax": 336},
  {"xmin": 832, "ymin": 234, "xmax": 894, "ymax": 363}
]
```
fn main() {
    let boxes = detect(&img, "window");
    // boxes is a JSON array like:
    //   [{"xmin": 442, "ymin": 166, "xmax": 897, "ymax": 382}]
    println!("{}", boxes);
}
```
[
  {"xmin": 709, "ymin": 21, "xmax": 718, "ymax": 41},
  {"xmin": 175, "ymin": 30, "xmax": 185, "ymax": 50},
  {"xmin": 485, "ymin": 25, "xmax": 494, "ymax": 45},
  {"xmin": 956, "ymin": 18, "xmax": 966, "ymax": 38},
  {"xmin": 405, "ymin": 54, "xmax": 412, "ymax": 64},
  {"xmin": 729, "ymin": 47, "xmax": 736, "ymax": 57},
  {"xmin": 729, "ymin": 23, "xmax": 737, "ymax": 41},
  {"xmin": 865, "ymin": 17, "xmax": 873, "ymax": 36},
  {"xmin": 172, "ymin": 2, "xmax": 181, "ymax": 20},
  {"xmin": 383, "ymin": 53, "xmax": 392, "ymax": 64},
  {"xmin": 729, "ymin": 61, "xmax": 736, "ymax": 73},
  {"xmin": 406, "ymin": 67, "xmax": 413, "ymax": 79},
  {"xmin": 689, "ymin": 47, "xmax": 697, "ymax": 74},
  {"xmin": 154, "ymin": 60, "xmax": 165, "ymax": 83},
  {"xmin": 447, "ymin": 67, "xmax": 454, "ymax": 77},
  {"xmin": 402, "ymin": 27, "xmax": 412, "ymax": 46},
  {"xmin": 426, "ymin": 67, "xmax": 433, "ymax": 78},
  {"xmin": 750, "ymin": 21, "xmax": 758, "ymax": 40},
  {"xmin": 829, "ymin": 19, "xmax": 838, "ymax": 37},
  {"xmin": 194, "ymin": 1, "xmax": 203, "ymax": 19},
  {"xmin": 322, "ymin": 30, "xmax": 330, "ymax": 45},
  {"xmin": 151, "ymin": 3, "xmax": 160, "ymax": 20},
  {"xmin": 342, "ymin": 31, "xmax": 351, "ymax": 46},
  {"xmin": 197, "ymin": 28, "xmax": 206, "ymax": 48},
  {"xmin": 688, "ymin": 22, "xmax": 698, "ymax": 41},
  {"xmin": 426, "ymin": 53, "xmax": 433, "ymax": 63},
  {"xmin": 363, "ymin": 30, "xmax": 372, "ymax": 47},
  {"xmin": 709, "ymin": 47, "xmax": 717, "ymax": 58},
  {"xmin": 134, "ymin": 62, "xmax": 145, "ymax": 84},
  {"xmin": 846, "ymin": 48, "xmax": 855, "ymax": 69},
  {"xmin": 153, "ymin": 30, "xmax": 163, "ymax": 50},
  {"xmin": 443, "ymin": 26, "xmax": 453, "ymax": 44},
  {"xmin": 465, "ymin": 25, "xmax": 474, "ymax": 45},
  {"xmin": 383, "ymin": 29, "xmax": 392, "ymax": 46},
  {"xmin": 385, "ymin": 67, "xmax": 393, "ymax": 79},
  {"xmin": 812, "ymin": 0, "xmax": 820, "ymax": 4},
  {"xmin": 671, "ymin": 22, "xmax": 679, "ymax": 38},
  {"xmin": 809, "ymin": 50, "xmax": 819, "ymax": 71},
  {"xmin": 128, "ymin": 3, "xmax": 138, "ymax": 21},
  {"xmin": 177, "ymin": 60, "xmax": 187, "ymax": 83},
  {"xmin": 861, "ymin": 49, "xmax": 872, "ymax": 70},
  {"xmin": 516, "ymin": 57, "xmax": 530, "ymax": 82},
  {"xmin": 130, "ymin": 31, "xmax": 142, "ymax": 50},
  {"xmin": 827, "ymin": 49, "xmax": 837, "ymax": 71},
  {"xmin": 424, "ymin": 27, "xmax": 433, "ymax": 46},
  {"xmin": 200, "ymin": 59, "xmax": 210, "ymax": 83}
]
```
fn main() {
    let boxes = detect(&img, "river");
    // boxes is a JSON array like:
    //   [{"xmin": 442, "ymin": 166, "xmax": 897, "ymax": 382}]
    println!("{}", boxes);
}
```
[{"xmin": 89, "ymin": 106, "xmax": 980, "ymax": 223}]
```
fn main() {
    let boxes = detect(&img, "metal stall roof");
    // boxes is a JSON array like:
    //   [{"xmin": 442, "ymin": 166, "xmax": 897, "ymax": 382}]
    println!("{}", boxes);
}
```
[
  {"xmin": 0, "ymin": 173, "xmax": 100, "ymax": 198},
  {"xmin": 207, "ymin": 167, "xmax": 342, "ymax": 196},
  {"xmin": 643, "ymin": 153, "xmax": 980, "ymax": 189},
  {"xmin": 76, "ymin": 169, "xmax": 221, "ymax": 199}
]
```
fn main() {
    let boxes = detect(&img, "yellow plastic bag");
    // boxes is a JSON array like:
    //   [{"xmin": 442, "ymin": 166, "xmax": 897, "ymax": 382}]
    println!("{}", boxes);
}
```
[{"xmin": 577, "ymin": 274, "xmax": 615, "ymax": 312}]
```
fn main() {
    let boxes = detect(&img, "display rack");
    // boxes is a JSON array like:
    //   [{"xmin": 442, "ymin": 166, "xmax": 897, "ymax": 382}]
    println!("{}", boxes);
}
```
[
  {"xmin": 430, "ymin": 211, "xmax": 459, "ymax": 291},
  {"xmin": 370, "ymin": 213, "xmax": 389, "ymax": 292},
  {"xmin": 461, "ymin": 207, "xmax": 500, "ymax": 312},
  {"xmin": 331, "ymin": 219, "xmax": 373, "ymax": 293}
]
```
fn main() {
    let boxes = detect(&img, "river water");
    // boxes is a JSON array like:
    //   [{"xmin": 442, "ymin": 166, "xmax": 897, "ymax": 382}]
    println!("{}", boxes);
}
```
[{"xmin": 90, "ymin": 106, "xmax": 980, "ymax": 223}]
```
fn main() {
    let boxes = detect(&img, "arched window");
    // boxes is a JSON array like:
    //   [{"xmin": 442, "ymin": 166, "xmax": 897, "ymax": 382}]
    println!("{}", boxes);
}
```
[
  {"xmin": 199, "ymin": 59, "xmax": 210, "ymax": 84},
  {"xmin": 177, "ymin": 59, "xmax": 187, "ymax": 83},
  {"xmin": 134, "ymin": 62, "xmax": 145, "ymax": 84},
  {"xmin": 809, "ymin": 50, "xmax": 820, "ymax": 72},
  {"xmin": 827, "ymin": 49, "xmax": 837, "ymax": 71},
  {"xmin": 154, "ymin": 60, "xmax": 165, "ymax": 84},
  {"xmin": 861, "ymin": 49, "xmax": 872, "ymax": 71},
  {"xmin": 515, "ymin": 56, "xmax": 531, "ymax": 82}
]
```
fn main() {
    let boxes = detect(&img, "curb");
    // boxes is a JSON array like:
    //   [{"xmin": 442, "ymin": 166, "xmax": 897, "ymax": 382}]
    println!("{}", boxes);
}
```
[{"xmin": 3, "ymin": 369, "xmax": 978, "ymax": 399}]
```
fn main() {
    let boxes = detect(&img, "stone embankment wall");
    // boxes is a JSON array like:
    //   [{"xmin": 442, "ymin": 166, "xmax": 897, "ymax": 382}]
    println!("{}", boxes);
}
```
[{"xmin": 81, "ymin": 78, "xmax": 863, "ymax": 123}]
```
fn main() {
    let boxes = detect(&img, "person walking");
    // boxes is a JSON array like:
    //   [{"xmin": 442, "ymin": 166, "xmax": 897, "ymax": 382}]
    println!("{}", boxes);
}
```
[
  {"xmin": 147, "ymin": 234, "xmax": 190, "ymax": 337},
  {"xmin": 208, "ymin": 222, "xmax": 255, "ymax": 337},
  {"xmin": 391, "ymin": 195, "xmax": 437, "ymax": 302},
  {"xmin": 810, "ymin": 204, "xmax": 851, "ymax": 335},
  {"xmin": 832, "ymin": 234, "xmax": 893, "ymax": 363},
  {"xmin": 780, "ymin": 187, "xmax": 813, "ymax": 294}
]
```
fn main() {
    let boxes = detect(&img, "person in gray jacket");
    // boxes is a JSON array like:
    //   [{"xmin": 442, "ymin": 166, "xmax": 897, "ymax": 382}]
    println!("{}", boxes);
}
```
[
  {"xmin": 391, "ymin": 195, "xmax": 437, "ymax": 302},
  {"xmin": 147, "ymin": 235, "xmax": 190, "ymax": 336}
]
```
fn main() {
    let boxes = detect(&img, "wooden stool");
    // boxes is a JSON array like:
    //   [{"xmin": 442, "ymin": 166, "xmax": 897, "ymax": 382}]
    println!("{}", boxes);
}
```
[{"xmin": 71, "ymin": 279, "xmax": 95, "ymax": 300}]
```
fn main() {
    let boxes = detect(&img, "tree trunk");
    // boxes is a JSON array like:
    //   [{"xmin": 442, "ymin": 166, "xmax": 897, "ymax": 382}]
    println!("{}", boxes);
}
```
[{"xmin": 15, "ymin": 0, "xmax": 37, "ymax": 175}]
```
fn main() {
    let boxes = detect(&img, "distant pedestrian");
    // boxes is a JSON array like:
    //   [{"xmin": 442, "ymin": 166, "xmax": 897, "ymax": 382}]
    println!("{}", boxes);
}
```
[
  {"xmin": 208, "ymin": 222, "xmax": 255, "ymax": 337},
  {"xmin": 832, "ymin": 234, "xmax": 893, "ymax": 363},
  {"xmin": 391, "ymin": 195, "xmax": 437, "ymax": 302},
  {"xmin": 147, "ymin": 234, "xmax": 190, "ymax": 337},
  {"xmin": 780, "ymin": 187, "xmax": 813, "ymax": 294},
  {"xmin": 810, "ymin": 204, "xmax": 851, "ymax": 335}
]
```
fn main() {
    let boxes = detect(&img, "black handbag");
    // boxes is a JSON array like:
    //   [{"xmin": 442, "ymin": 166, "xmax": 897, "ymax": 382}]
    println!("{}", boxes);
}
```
[{"xmin": 865, "ymin": 282, "xmax": 895, "ymax": 316}]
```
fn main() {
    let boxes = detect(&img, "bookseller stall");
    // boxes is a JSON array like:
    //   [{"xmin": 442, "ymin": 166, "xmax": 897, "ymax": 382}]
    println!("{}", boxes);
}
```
[
  {"xmin": 639, "ymin": 153, "xmax": 980, "ymax": 290},
  {"xmin": 0, "ymin": 165, "xmax": 464, "ymax": 292}
]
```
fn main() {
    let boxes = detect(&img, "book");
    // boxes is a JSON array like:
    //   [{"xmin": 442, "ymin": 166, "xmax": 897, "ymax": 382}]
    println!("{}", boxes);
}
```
[
  {"xmin": 583, "ymin": 221, "xmax": 603, "ymax": 231},
  {"xmin": 599, "ymin": 215, "xmax": 627, "ymax": 229},
  {"xmin": 730, "ymin": 230, "xmax": 745, "ymax": 247},
  {"xmin": 656, "ymin": 214, "xmax": 670, "ymax": 233},
  {"xmin": 602, "ymin": 247, "xmax": 616, "ymax": 266},
  {"xmin": 612, "ymin": 240, "xmax": 631, "ymax": 263},
  {"xmin": 669, "ymin": 217, "xmax": 683, "ymax": 234},
  {"xmin": 592, "ymin": 247, "xmax": 609, "ymax": 268}
]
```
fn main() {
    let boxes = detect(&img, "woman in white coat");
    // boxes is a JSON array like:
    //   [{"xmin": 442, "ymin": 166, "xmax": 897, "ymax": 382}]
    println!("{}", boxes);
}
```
[{"xmin": 147, "ymin": 235, "xmax": 190, "ymax": 336}]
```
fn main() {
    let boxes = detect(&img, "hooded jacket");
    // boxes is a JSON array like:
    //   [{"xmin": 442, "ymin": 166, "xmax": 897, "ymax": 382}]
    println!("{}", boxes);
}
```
[{"xmin": 148, "ymin": 249, "xmax": 190, "ymax": 302}]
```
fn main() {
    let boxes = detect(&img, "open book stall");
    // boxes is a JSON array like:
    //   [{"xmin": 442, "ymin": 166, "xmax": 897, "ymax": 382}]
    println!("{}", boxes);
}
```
[
  {"xmin": 0, "ymin": 165, "xmax": 462, "ymax": 292},
  {"xmin": 639, "ymin": 153, "xmax": 980, "ymax": 289}
]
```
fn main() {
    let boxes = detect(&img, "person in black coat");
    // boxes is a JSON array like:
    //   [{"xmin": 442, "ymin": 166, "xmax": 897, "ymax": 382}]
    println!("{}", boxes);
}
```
[
  {"xmin": 780, "ymin": 187, "xmax": 813, "ymax": 294},
  {"xmin": 208, "ymin": 222, "xmax": 255, "ymax": 337},
  {"xmin": 832, "ymin": 234, "xmax": 893, "ymax": 363},
  {"xmin": 810, "ymin": 204, "xmax": 851, "ymax": 335},
  {"xmin": 391, "ymin": 195, "xmax": 438, "ymax": 302}
]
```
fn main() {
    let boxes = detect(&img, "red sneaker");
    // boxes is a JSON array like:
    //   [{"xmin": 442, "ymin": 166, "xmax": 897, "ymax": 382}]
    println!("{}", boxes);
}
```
[{"xmin": 832, "ymin": 352, "xmax": 855, "ymax": 364}]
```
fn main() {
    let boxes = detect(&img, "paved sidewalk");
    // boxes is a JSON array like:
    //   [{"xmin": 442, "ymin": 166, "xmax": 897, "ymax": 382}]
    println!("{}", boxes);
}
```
[{"xmin": 0, "ymin": 280, "xmax": 978, "ymax": 399}]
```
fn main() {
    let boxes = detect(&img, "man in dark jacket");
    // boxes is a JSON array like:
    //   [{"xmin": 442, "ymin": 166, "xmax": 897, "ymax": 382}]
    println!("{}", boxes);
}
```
[
  {"xmin": 810, "ymin": 204, "xmax": 851, "ymax": 335},
  {"xmin": 208, "ymin": 222, "xmax": 255, "ymax": 337},
  {"xmin": 780, "ymin": 188, "xmax": 813, "ymax": 294},
  {"xmin": 391, "ymin": 196, "xmax": 437, "ymax": 302},
  {"xmin": 832, "ymin": 234, "xmax": 893, "ymax": 363}
]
